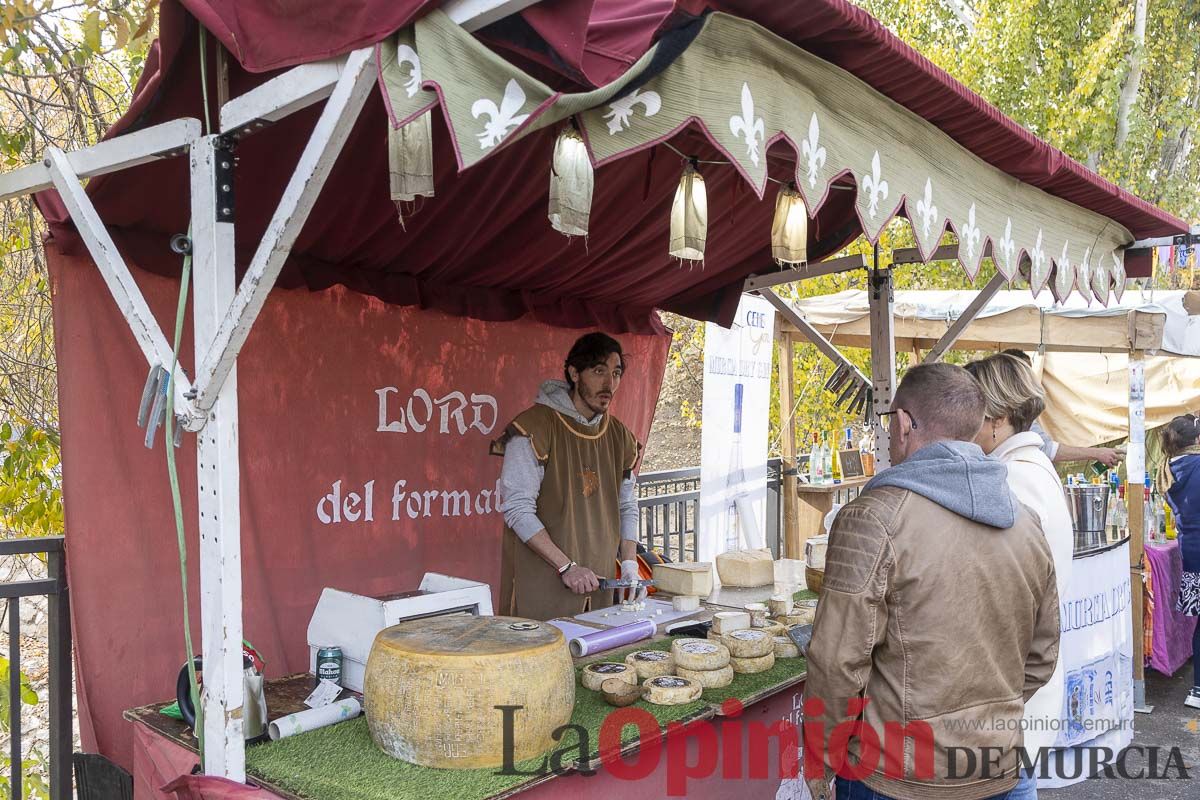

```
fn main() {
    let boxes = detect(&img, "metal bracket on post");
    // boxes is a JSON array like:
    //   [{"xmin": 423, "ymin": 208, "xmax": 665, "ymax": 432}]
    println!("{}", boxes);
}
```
[
  {"xmin": 214, "ymin": 136, "xmax": 236, "ymax": 223},
  {"xmin": 868, "ymin": 247, "xmax": 896, "ymax": 469}
]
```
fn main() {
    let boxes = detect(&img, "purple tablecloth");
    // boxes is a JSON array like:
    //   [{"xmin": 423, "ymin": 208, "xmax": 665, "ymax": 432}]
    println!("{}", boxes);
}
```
[{"xmin": 1146, "ymin": 540, "xmax": 1198, "ymax": 676}]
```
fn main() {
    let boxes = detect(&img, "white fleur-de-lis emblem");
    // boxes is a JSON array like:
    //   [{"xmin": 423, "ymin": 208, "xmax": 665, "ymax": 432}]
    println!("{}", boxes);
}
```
[
  {"xmin": 1054, "ymin": 241, "xmax": 1073, "ymax": 297},
  {"xmin": 729, "ymin": 83, "xmax": 765, "ymax": 167},
  {"xmin": 960, "ymin": 203, "xmax": 981, "ymax": 263},
  {"xmin": 802, "ymin": 114, "xmax": 826, "ymax": 188},
  {"xmin": 1079, "ymin": 247, "xmax": 1091, "ymax": 290},
  {"xmin": 1111, "ymin": 250, "xmax": 1126, "ymax": 283},
  {"xmin": 397, "ymin": 45, "xmax": 422, "ymax": 98},
  {"xmin": 998, "ymin": 218, "xmax": 1016, "ymax": 275},
  {"xmin": 1030, "ymin": 229, "xmax": 1047, "ymax": 289},
  {"xmin": 915, "ymin": 178, "xmax": 938, "ymax": 240},
  {"xmin": 471, "ymin": 79, "xmax": 531, "ymax": 150},
  {"xmin": 861, "ymin": 151, "xmax": 889, "ymax": 219},
  {"xmin": 604, "ymin": 88, "xmax": 661, "ymax": 135}
]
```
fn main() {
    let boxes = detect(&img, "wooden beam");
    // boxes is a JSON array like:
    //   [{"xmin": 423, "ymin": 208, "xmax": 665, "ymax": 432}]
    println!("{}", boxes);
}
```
[
  {"xmin": 743, "ymin": 254, "xmax": 867, "ymax": 292},
  {"xmin": 42, "ymin": 147, "xmax": 195, "ymax": 414},
  {"xmin": 189, "ymin": 134, "xmax": 246, "ymax": 778},
  {"xmin": 1126, "ymin": 352, "xmax": 1150, "ymax": 712},
  {"xmin": 0, "ymin": 118, "xmax": 200, "ymax": 202},
  {"xmin": 868, "ymin": 264, "xmax": 895, "ymax": 468},
  {"xmin": 756, "ymin": 289, "xmax": 870, "ymax": 386},
  {"xmin": 443, "ymin": 0, "xmax": 543, "ymax": 31},
  {"xmin": 892, "ymin": 243, "xmax": 960, "ymax": 265},
  {"xmin": 195, "ymin": 47, "xmax": 377, "ymax": 414},
  {"xmin": 922, "ymin": 272, "xmax": 1007, "ymax": 363},
  {"xmin": 778, "ymin": 332, "xmax": 800, "ymax": 559}
]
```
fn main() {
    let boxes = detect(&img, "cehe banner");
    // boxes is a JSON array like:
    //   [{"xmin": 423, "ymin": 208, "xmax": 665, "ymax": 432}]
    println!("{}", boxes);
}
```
[{"xmin": 698, "ymin": 294, "xmax": 775, "ymax": 568}]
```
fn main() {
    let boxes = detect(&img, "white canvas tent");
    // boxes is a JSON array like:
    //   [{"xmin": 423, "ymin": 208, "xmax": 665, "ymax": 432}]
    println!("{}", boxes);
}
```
[{"xmin": 788, "ymin": 288, "xmax": 1200, "ymax": 446}]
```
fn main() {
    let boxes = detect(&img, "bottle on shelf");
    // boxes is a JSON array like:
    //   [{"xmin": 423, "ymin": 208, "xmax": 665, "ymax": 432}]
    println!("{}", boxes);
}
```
[
  {"xmin": 830, "ymin": 429, "xmax": 842, "ymax": 482},
  {"xmin": 809, "ymin": 432, "xmax": 822, "ymax": 484},
  {"xmin": 1115, "ymin": 482, "xmax": 1128, "ymax": 540},
  {"xmin": 821, "ymin": 431, "xmax": 833, "ymax": 485},
  {"xmin": 1165, "ymin": 502, "xmax": 1177, "ymax": 541}
]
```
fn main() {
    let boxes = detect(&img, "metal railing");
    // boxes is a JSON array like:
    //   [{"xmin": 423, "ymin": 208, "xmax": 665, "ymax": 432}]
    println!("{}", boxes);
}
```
[
  {"xmin": 637, "ymin": 458, "xmax": 783, "ymax": 562},
  {"xmin": 0, "ymin": 536, "xmax": 71, "ymax": 800}
]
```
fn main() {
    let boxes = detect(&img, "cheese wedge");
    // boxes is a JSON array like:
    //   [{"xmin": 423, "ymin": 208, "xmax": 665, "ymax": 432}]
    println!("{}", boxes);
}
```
[
  {"xmin": 653, "ymin": 563, "xmax": 714, "ymax": 597},
  {"xmin": 716, "ymin": 549, "xmax": 774, "ymax": 587}
]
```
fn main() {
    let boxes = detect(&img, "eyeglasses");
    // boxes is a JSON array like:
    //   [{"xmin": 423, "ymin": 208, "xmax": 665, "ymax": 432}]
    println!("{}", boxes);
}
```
[{"xmin": 878, "ymin": 408, "xmax": 918, "ymax": 432}]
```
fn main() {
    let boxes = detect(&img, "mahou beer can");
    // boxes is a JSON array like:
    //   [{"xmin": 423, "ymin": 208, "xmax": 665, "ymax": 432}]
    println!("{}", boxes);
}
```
[{"xmin": 316, "ymin": 646, "xmax": 343, "ymax": 686}]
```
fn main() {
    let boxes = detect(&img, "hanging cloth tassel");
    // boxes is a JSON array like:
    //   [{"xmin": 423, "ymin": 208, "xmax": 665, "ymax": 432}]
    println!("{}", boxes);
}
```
[
  {"xmin": 771, "ymin": 183, "xmax": 808, "ymax": 266},
  {"xmin": 548, "ymin": 127, "xmax": 593, "ymax": 237},
  {"xmin": 388, "ymin": 110, "xmax": 435, "ymax": 219},
  {"xmin": 670, "ymin": 160, "xmax": 707, "ymax": 263}
]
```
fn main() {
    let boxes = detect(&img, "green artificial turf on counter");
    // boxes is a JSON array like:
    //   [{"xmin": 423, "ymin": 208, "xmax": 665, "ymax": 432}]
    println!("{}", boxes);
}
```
[{"xmin": 244, "ymin": 638, "xmax": 806, "ymax": 800}]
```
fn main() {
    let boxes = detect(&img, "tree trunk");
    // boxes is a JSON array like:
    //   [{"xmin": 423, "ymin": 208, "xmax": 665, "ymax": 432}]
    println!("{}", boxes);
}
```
[{"xmin": 1115, "ymin": 0, "xmax": 1148, "ymax": 150}]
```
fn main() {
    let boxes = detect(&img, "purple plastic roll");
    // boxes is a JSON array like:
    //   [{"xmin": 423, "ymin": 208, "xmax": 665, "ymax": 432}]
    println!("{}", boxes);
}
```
[{"xmin": 568, "ymin": 618, "xmax": 657, "ymax": 657}]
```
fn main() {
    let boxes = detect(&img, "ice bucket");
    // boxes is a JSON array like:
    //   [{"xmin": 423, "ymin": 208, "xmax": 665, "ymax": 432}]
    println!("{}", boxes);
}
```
[{"xmin": 1065, "ymin": 484, "xmax": 1108, "ymax": 554}]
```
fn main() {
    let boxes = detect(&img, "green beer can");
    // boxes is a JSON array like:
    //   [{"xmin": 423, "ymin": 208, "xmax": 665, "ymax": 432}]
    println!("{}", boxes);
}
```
[{"xmin": 316, "ymin": 646, "xmax": 342, "ymax": 686}]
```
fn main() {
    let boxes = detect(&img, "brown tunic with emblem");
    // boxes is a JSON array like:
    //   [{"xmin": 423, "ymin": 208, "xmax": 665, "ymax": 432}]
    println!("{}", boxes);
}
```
[{"xmin": 492, "ymin": 404, "xmax": 641, "ymax": 621}]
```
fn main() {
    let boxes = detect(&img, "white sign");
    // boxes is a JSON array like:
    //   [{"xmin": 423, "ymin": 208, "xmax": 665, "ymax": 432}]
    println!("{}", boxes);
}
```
[
  {"xmin": 699, "ymin": 294, "xmax": 774, "ymax": 566},
  {"xmin": 1042, "ymin": 542, "xmax": 1135, "ymax": 788}
]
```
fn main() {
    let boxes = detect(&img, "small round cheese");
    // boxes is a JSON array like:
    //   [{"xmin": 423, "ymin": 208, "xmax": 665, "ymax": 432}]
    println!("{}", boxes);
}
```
[
  {"xmin": 773, "ymin": 636, "xmax": 801, "ymax": 659},
  {"xmin": 624, "ymin": 650, "xmax": 676, "ymax": 680},
  {"xmin": 759, "ymin": 620, "xmax": 787, "ymax": 637},
  {"xmin": 643, "ymin": 675, "xmax": 702, "ymax": 705},
  {"xmin": 722, "ymin": 628, "xmax": 773, "ymax": 658},
  {"xmin": 744, "ymin": 603, "xmax": 769, "ymax": 627},
  {"xmin": 582, "ymin": 662, "xmax": 637, "ymax": 691},
  {"xmin": 671, "ymin": 638, "xmax": 730, "ymax": 671},
  {"xmin": 678, "ymin": 664, "xmax": 734, "ymax": 688},
  {"xmin": 731, "ymin": 652, "xmax": 776, "ymax": 674}
]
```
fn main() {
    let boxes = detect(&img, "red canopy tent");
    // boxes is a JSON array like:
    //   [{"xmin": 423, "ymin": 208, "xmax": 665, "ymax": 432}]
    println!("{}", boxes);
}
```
[{"xmin": 18, "ymin": 0, "xmax": 1187, "ymax": 790}]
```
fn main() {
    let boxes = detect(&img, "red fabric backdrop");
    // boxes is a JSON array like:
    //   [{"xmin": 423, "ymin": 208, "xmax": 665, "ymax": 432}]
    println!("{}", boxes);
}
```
[{"xmin": 49, "ymin": 246, "xmax": 669, "ymax": 770}]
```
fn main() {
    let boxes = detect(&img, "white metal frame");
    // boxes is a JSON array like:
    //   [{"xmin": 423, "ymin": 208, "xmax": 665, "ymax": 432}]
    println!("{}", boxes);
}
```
[{"xmin": 0, "ymin": 0, "xmax": 537, "ymax": 782}]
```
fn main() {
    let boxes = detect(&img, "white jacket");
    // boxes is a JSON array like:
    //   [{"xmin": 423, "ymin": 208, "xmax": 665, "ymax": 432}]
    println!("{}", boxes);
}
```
[{"xmin": 992, "ymin": 431, "xmax": 1073, "ymax": 755}]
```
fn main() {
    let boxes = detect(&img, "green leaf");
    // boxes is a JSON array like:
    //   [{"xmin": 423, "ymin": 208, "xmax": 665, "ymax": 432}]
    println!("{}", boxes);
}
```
[{"xmin": 82, "ymin": 11, "xmax": 102, "ymax": 53}]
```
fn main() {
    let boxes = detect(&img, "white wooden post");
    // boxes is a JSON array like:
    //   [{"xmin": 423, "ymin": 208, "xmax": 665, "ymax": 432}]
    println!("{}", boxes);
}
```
[
  {"xmin": 1126, "ymin": 352, "xmax": 1152, "ymax": 713},
  {"xmin": 189, "ymin": 134, "xmax": 246, "ymax": 778},
  {"xmin": 868, "ymin": 261, "xmax": 896, "ymax": 468},
  {"xmin": 192, "ymin": 47, "xmax": 377, "ymax": 413}
]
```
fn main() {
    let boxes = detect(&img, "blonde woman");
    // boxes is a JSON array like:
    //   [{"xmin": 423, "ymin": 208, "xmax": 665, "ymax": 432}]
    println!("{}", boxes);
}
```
[{"xmin": 965, "ymin": 353, "xmax": 1073, "ymax": 767}]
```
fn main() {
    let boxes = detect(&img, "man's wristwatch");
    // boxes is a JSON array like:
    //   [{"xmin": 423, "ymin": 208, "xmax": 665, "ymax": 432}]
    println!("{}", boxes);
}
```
[{"xmin": 557, "ymin": 560, "xmax": 577, "ymax": 576}]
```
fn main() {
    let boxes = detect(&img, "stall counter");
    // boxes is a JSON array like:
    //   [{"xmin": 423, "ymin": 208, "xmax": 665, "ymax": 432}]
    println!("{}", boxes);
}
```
[{"xmin": 126, "ymin": 599, "xmax": 812, "ymax": 800}]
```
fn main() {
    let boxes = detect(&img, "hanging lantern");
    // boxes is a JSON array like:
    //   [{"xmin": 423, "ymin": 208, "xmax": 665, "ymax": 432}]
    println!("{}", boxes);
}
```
[
  {"xmin": 770, "ymin": 183, "xmax": 808, "ymax": 265},
  {"xmin": 670, "ymin": 160, "xmax": 707, "ymax": 262},
  {"xmin": 548, "ymin": 126, "xmax": 593, "ymax": 237},
  {"xmin": 388, "ymin": 110, "xmax": 435, "ymax": 217}
]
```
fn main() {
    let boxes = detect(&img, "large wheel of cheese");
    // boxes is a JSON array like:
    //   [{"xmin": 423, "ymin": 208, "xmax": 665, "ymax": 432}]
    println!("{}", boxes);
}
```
[
  {"xmin": 364, "ymin": 615, "xmax": 574, "ymax": 769},
  {"xmin": 722, "ymin": 629, "xmax": 774, "ymax": 658}
]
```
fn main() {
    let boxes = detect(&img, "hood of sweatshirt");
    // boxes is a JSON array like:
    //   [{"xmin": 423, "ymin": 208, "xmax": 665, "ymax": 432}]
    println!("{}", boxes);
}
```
[
  {"xmin": 535, "ymin": 379, "xmax": 602, "ymax": 426},
  {"xmin": 865, "ymin": 440, "xmax": 1016, "ymax": 528}
]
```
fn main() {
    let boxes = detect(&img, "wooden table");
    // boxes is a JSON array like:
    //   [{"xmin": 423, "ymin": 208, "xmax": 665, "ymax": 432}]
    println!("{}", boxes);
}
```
[{"xmin": 794, "ymin": 476, "xmax": 871, "ymax": 550}]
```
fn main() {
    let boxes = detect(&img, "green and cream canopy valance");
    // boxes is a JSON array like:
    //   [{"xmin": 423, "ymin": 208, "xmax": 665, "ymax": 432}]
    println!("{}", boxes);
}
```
[{"xmin": 379, "ymin": 9, "xmax": 1132, "ymax": 305}]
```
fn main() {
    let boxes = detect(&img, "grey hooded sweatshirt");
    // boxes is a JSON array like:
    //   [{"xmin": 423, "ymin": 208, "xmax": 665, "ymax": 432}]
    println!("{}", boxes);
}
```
[
  {"xmin": 498, "ymin": 380, "xmax": 639, "ymax": 542},
  {"xmin": 865, "ymin": 439, "xmax": 1016, "ymax": 528}
]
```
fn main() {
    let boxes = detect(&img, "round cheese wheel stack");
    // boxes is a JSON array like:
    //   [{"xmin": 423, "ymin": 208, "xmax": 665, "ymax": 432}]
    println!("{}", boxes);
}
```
[
  {"xmin": 722, "ymin": 629, "xmax": 774, "ymax": 658},
  {"xmin": 643, "ymin": 675, "xmax": 702, "ymax": 705},
  {"xmin": 731, "ymin": 652, "xmax": 776, "ymax": 674},
  {"xmin": 678, "ymin": 664, "xmax": 734, "ymax": 688},
  {"xmin": 624, "ymin": 650, "xmax": 675, "ymax": 680},
  {"xmin": 582, "ymin": 662, "xmax": 638, "ymax": 691},
  {"xmin": 671, "ymin": 638, "xmax": 730, "ymax": 671},
  {"xmin": 364, "ymin": 615, "xmax": 574, "ymax": 769}
]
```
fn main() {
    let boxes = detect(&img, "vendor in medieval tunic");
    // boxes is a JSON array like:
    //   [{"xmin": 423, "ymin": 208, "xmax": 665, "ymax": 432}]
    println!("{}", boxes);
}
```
[{"xmin": 493, "ymin": 333, "xmax": 643, "ymax": 621}]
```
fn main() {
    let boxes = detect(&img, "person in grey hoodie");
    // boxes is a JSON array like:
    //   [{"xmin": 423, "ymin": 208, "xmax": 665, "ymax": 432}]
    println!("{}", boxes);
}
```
[
  {"xmin": 491, "ymin": 333, "xmax": 644, "ymax": 620},
  {"xmin": 805, "ymin": 363, "xmax": 1059, "ymax": 800}
]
